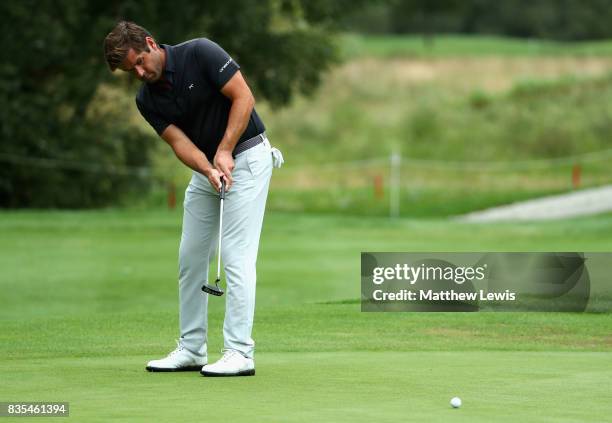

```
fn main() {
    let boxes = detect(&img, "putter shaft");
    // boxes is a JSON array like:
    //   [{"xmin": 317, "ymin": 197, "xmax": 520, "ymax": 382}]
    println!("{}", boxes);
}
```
[
  {"xmin": 202, "ymin": 179, "xmax": 226, "ymax": 296},
  {"xmin": 217, "ymin": 180, "xmax": 225, "ymax": 281}
]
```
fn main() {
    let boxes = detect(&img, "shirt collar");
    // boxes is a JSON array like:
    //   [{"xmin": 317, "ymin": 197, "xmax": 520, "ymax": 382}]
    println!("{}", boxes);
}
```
[{"xmin": 160, "ymin": 44, "xmax": 175, "ymax": 84}]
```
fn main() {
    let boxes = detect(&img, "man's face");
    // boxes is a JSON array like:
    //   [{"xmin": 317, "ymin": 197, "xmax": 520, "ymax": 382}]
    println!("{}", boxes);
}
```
[{"xmin": 119, "ymin": 37, "xmax": 164, "ymax": 83}]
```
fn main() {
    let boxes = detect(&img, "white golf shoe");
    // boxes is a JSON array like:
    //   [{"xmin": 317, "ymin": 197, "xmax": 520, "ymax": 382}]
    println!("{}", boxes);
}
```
[
  {"xmin": 146, "ymin": 341, "xmax": 207, "ymax": 372},
  {"xmin": 200, "ymin": 349, "xmax": 255, "ymax": 377}
]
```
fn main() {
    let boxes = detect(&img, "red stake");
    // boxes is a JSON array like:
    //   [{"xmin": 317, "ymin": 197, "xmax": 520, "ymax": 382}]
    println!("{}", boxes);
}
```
[
  {"xmin": 572, "ymin": 164, "xmax": 581, "ymax": 189},
  {"xmin": 374, "ymin": 174, "xmax": 384, "ymax": 199},
  {"xmin": 167, "ymin": 182, "xmax": 176, "ymax": 209}
]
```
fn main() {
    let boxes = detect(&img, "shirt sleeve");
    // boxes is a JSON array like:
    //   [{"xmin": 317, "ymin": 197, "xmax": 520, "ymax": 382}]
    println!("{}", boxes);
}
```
[
  {"xmin": 193, "ymin": 38, "xmax": 241, "ymax": 89},
  {"xmin": 135, "ymin": 98, "xmax": 170, "ymax": 136}
]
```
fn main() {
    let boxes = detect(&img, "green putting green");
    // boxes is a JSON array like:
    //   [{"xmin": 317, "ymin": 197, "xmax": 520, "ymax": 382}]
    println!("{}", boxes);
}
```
[
  {"xmin": 2, "ymin": 351, "xmax": 611, "ymax": 422},
  {"xmin": 1, "ymin": 210, "xmax": 611, "ymax": 421}
]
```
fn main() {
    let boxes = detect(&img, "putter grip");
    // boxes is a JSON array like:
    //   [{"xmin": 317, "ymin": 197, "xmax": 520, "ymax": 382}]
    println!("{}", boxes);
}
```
[{"xmin": 220, "ymin": 179, "xmax": 226, "ymax": 199}]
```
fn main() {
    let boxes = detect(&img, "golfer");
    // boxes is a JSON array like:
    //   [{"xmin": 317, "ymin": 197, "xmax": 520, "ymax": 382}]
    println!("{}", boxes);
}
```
[{"xmin": 104, "ymin": 21, "xmax": 282, "ymax": 376}]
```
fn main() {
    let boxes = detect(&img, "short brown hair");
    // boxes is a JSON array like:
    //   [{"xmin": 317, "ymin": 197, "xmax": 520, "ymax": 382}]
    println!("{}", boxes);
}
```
[{"xmin": 104, "ymin": 21, "xmax": 152, "ymax": 71}]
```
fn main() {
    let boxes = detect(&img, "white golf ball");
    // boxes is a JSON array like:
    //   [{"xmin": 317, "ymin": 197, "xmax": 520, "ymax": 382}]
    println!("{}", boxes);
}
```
[{"xmin": 450, "ymin": 397, "xmax": 462, "ymax": 408}]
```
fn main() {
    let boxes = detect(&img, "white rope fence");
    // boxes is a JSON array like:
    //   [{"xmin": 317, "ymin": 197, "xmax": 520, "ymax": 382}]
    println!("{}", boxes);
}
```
[
  {"xmin": 279, "ymin": 148, "xmax": 612, "ymax": 172},
  {"xmin": 0, "ymin": 152, "xmax": 151, "ymax": 177},
  {"xmin": 2, "ymin": 148, "xmax": 611, "ymax": 216}
]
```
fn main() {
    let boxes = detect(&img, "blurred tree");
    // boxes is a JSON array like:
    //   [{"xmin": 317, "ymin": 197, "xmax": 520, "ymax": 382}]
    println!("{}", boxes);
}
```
[
  {"xmin": 339, "ymin": 2, "xmax": 394, "ymax": 34},
  {"xmin": 0, "ymin": 0, "xmax": 365, "ymax": 207},
  {"xmin": 388, "ymin": 0, "xmax": 465, "ymax": 46},
  {"xmin": 347, "ymin": 0, "xmax": 612, "ymax": 41},
  {"xmin": 462, "ymin": 0, "xmax": 612, "ymax": 40}
]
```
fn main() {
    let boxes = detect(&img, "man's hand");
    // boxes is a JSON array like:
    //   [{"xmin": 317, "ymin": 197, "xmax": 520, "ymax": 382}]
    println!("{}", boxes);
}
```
[
  {"xmin": 205, "ymin": 167, "xmax": 225, "ymax": 193},
  {"xmin": 213, "ymin": 150, "xmax": 234, "ymax": 191}
]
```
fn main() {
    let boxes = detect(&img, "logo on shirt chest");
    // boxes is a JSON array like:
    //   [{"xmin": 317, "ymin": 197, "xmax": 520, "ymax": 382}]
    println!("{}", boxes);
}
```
[{"xmin": 188, "ymin": 83, "xmax": 194, "ymax": 90}]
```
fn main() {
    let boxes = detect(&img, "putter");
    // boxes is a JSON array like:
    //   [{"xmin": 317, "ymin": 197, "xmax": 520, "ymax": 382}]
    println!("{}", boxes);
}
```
[{"xmin": 201, "ymin": 178, "xmax": 226, "ymax": 296}]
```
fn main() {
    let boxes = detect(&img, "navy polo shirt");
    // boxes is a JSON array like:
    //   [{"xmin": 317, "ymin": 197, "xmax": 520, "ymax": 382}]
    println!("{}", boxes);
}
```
[{"xmin": 135, "ymin": 38, "xmax": 266, "ymax": 161}]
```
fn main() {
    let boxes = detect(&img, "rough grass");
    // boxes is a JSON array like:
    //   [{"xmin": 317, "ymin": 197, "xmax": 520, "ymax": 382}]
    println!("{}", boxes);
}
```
[{"xmin": 116, "ymin": 34, "xmax": 612, "ymax": 215}]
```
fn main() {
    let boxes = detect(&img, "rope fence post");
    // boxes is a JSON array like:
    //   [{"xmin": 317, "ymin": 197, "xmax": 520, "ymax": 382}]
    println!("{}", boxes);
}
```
[
  {"xmin": 390, "ymin": 150, "xmax": 401, "ymax": 219},
  {"xmin": 572, "ymin": 164, "xmax": 581, "ymax": 189}
]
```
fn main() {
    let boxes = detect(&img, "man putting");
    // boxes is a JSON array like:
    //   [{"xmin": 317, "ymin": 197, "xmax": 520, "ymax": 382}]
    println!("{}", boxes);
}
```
[{"xmin": 104, "ymin": 21, "xmax": 281, "ymax": 376}]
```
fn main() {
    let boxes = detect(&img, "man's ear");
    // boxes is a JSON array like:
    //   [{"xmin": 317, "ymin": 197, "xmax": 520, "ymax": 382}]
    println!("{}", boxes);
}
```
[{"xmin": 145, "ymin": 36, "xmax": 157, "ymax": 51}]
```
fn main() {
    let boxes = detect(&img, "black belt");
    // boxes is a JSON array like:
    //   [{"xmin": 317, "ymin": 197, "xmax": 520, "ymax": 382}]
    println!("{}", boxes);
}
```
[{"xmin": 233, "ymin": 133, "xmax": 265, "ymax": 158}]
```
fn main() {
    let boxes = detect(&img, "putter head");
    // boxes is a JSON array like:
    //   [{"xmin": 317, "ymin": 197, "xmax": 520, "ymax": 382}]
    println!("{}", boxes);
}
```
[{"xmin": 201, "ymin": 280, "xmax": 224, "ymax": 296}]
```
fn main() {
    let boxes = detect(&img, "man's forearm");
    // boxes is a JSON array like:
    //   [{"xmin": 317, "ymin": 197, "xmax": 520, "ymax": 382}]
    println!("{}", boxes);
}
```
[
  {"xmin": 217, "ymin": 95, "xmax": 254, "ymax": 153},
  {"xmin": 161, "ymin": 125, "xmax": 213, "ymax": 176},
  {"xmin": 173, "ymin": 138, "xmax": 213, "ymax": 175}
]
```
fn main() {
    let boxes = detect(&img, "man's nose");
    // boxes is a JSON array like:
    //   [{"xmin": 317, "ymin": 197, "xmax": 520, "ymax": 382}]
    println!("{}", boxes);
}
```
[{"xmin": 135, "ymin": 66, "xmax": 145, "ymax": 79}]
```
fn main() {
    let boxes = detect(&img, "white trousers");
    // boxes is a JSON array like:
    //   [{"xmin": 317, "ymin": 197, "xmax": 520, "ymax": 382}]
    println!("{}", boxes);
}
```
[{"xmin": 178, "ymin": 138, "xmax": 273, "ymax": 359}]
